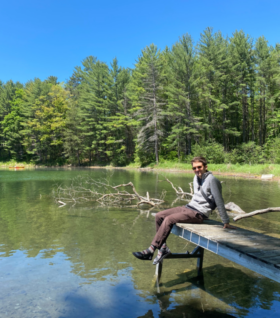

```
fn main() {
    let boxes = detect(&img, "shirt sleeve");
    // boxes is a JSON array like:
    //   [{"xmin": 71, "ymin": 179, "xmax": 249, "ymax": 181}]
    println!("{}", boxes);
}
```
[{"xmin": 210, "ymin": 177, "xmax": 230, "ymax": 224}]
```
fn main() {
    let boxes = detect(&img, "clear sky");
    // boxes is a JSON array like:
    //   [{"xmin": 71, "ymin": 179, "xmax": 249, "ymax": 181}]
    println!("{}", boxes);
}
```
[{"xmin": 1, "ymin": 0, "xmax": 279, "ymax": 84}]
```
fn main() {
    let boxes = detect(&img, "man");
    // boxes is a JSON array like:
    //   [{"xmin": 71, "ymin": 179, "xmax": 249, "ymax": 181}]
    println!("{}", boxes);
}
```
[{"xmin": 132, "ymin": 156, "xmax": 235, "ymax": 265}]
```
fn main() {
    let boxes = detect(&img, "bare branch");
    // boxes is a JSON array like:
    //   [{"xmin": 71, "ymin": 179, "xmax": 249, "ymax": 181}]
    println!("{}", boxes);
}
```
[
  {"xmin": 189, "ymin": 182, "xmax": 193, "ymax": 195},
  {"xmin": 53, "ymin": 177, "xmax": 280, "ymax": 224},
  {"xmin": 233, "ymin": 207, "xmax": 280, "ymax": 222},
  {"xmin": 53, "ymin": 177, "xmax": 164, "ymax": 208},
  {"xmin": 165, "ymin": 178, "xmax": 193, "ymax": 197},
  {"xmin": 58, "ymin": 200, "xmax": 66, "ymax": 208}
]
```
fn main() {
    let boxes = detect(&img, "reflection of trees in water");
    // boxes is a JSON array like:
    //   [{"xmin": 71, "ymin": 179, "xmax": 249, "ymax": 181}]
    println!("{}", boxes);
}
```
[
  {"xmin": 139, "ymin": 308, "xmax": 237, "ymax": 318},
  {"xmin": 0, "ymin": 181, "xmax": 65, "ymax": 258},
  {"xmin": 138, "ymin": 307, "xmax": 237, "ymax": 318},
  {"xmin": 1, "ymin": 175, "xmax": 280, "ymax": 317}
]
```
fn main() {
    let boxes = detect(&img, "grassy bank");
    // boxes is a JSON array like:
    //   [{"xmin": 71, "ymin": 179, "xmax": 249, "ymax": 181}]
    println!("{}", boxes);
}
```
[
  {"xmin": 127, "ymin": 161, "xmax": 280, "ymax": 177},
  {"xmin": 0, "ymin": 160, "xmax": 35, "ymax": 168},
  {"xmin": 2, "ymin": 159, "xmax": 280, "ymax": 177}
]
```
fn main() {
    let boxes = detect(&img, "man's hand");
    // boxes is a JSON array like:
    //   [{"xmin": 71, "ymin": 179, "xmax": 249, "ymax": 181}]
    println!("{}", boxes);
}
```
[{"xmin": 223, "ymin": 223, "xmax": 236, "ymax": 229}]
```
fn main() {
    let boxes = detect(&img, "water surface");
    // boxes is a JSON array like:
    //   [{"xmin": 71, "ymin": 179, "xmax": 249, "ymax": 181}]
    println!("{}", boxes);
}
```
[{"xmin": 0, "ymin": 168, "xmax": 280, "ymax": 317}]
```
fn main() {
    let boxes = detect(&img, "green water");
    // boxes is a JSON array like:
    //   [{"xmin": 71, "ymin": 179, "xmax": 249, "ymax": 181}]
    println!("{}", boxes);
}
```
[{"xmin": 0, "ymin": 168, "xmax": 280, "ymax": 318}]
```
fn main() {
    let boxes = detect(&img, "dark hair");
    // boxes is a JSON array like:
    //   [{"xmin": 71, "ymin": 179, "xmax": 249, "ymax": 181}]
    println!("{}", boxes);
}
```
[{"xmin": 191, "ymin": 156, "xmax": 207, "ymax": 166}]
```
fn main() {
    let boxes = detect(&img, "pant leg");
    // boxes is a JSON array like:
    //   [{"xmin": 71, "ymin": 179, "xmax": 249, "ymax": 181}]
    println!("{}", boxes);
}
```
[
  {"xmin": 154, "ymin": 206, "xmax": 186, "ymax": 232},
  {"xmin": 151, "ymin": 207, "xmax": 204, "ymax": 249}
]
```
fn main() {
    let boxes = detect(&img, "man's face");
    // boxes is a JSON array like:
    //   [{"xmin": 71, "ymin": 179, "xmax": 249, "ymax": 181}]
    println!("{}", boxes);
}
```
[{"xmin": 192, "ymin": 161, "xmax": 207, "ymax": 178}]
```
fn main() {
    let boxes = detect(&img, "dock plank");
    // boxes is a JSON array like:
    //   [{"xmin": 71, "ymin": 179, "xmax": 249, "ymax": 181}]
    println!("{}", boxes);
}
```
[{"xmin": 171, "ymin": 219, "xmax": 280, "ymax": 283}]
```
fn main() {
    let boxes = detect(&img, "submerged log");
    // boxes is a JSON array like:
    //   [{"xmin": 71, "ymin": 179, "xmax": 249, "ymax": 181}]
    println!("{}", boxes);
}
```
[
  {"xmin": 233, "ymin": 207, "xmax": 280, "ymax": 222},
  {"xmin": 54, "ymin": 178, "xmax": 165, "ymax": 208},
  {"xmin": 53, "ymin": 177, "xmax": 280, "ymax": 222},
  {"xmin": 225, "ymin": 202, "xmax": 245, "ymax": 214}
]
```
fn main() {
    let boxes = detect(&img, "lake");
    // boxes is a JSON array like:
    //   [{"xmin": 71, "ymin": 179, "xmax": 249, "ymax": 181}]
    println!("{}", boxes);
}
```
[{"xmin": 0, "ymin": 168, "xmax": 280, "ymax": 318}]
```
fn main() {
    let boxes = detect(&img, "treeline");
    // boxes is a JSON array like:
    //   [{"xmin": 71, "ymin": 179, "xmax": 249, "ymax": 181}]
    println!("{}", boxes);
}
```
[{"xmin": 1, "ymin": 28, "xmax": 280, "ymax": 166}]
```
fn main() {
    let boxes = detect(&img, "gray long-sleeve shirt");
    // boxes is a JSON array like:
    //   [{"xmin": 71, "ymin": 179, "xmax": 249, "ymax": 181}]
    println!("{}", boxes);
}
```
[{"xmin": 187, "ymin": 171, "xmax": 230, "ymax": 224}]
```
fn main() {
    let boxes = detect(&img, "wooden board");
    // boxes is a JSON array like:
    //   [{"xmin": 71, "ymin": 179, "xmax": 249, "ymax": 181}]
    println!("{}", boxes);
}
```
[{"xmin": 171, "ymin": 219, "xmax": 280, "ymax": 283}]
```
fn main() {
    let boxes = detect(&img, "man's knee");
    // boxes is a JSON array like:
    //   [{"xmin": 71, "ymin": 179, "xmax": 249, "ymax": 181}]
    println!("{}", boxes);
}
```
[
  {"xmin": 162, "ymin": 215, "xmax": 176, "ymax": 227},
  {"xmin": 155, "ymin": 213, "xmax": 162, "ymax": 223}
]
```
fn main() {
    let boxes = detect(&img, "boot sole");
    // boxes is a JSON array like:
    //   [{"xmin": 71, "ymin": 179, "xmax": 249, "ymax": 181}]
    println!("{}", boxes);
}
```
[{"xmin": 132, "ymin": 252, "xmax": 153, "ymax": 261}]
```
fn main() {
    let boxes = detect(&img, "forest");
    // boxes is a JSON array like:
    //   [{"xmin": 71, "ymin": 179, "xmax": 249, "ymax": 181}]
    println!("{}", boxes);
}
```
[{"xmin": 1, "ymin": 27, "xmax": 280, "ymax": 166}]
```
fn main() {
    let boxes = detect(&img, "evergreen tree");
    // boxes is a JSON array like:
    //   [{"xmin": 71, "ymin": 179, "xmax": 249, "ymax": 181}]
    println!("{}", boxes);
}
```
[
  {"xmin": 63, "ymin": 100, "xmax": 83, "ymax": 165},
  {"xmin": 166, "ymin": 34, "xmax": 203, "ymax": 159},
  {"xmin": 128, "ymin": 44, "xmax": 167, "ymax": 165},
  {"xmin": 106, "ymin": 63, "xmax": 134, "ymax": 165},
  {"xmin": 1, "ymin": 89, "xmax": 25, "ymax": 160},
  {"xmin": 229, "ymin": 30, "xmax": 255, "ymax": 144},
  {"xmin": 63, "ymin": 72, "xmax": 84, "ymax": 164},
  {"xmin": 255, "ymin": 37, "xmax": 280, "ymax": 144},
  {"xmin": 76, "ymin": 56, "xmax": 112, "ymax": 163},
  {"xmin": 0, "ymin": 28, "xmax": 279, "ymax": 166}
]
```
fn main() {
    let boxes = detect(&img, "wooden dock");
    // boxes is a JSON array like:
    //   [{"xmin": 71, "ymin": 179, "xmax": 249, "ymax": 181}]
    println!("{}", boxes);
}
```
[{"xmin": 156, "ymin": 219, "xmax": 280, "ymax": 284}]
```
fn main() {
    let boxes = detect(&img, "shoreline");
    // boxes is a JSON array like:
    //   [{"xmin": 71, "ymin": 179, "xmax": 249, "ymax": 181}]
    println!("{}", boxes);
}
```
[
  {"xmin": 87, "ymin": 165, "xmax": 279, "ymax": 180},
  {"xmin": 2, "ymin": 163, "xmax": 280, "ymax": 180}
]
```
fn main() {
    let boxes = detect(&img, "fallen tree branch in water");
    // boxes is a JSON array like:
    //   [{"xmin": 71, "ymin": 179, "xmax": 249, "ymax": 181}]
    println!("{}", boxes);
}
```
[
  {"xmin": 164, "ymin": 178, "xmax": 193, "ymax": 197},
  {"xmin": 53, "ymin": 177, "xmax": 165, "ymax": 208},
  {"xmin": 58, "ymin": 200, "xmax": 66, "ymax": 207},
  {"xmin": 225, "ymin": 202, "xmax": 245, "ymax": 214},
  {"xmin": 54, "ymin": 177, "xmax": 280, "ymax": 222},
  {"xmin": 96, "ymin": 182, "xmax": 164, "ymax": 207},
  {"xmin": 233, "ymin": 207, "xmax": 280, "ymax": 222}
]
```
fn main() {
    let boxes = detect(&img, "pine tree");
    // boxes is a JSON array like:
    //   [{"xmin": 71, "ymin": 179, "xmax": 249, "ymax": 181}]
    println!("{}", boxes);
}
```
[
  {"xmin": 106, "ymin": 63, "xmax": 134, "ymax": 165},
  {"xmin": 76, "ymin": 56, "xmax": 112, "ymax": 163},
  {"xmin": 255, "ymin": 37, "xmax": 280, "ymax": 144},
  {"xmin": 63, "ymin": 72, "xmax": 84, "ymax": 164},
  {"xmin": 229, "ymin": 30, "xmax": 255, "ymax": 144},
  {"xmin": 63, "ymin": 100, "xmax": 83, "ymax": 165},
  {"xmin": 1, "ymin": 88, "xmax": 25, "ymax": 160},
  {"xmin": 166, "ymin": 34, "xmax": 204, "ymax": 158},
  {"xmin": 128, "ymin": 44, "xmax": 167, "ymax": 165}
]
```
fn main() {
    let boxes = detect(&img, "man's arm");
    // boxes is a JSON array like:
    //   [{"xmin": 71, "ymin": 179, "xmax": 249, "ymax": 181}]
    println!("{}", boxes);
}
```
[{"xmin": 210, "ymin": 177, "xmax": 232, "ymax": 226}]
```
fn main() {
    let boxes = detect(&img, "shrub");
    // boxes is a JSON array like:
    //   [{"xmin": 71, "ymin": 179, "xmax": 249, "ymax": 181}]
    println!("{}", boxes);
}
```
[
  {"xmin": 263, "ymin": 137, "xmax": 280, "ymax": 164},
  {"xmin": 161, "ymin": 150, "xmax": 178, "ymax": 162},
  {"xmin": 224, "ymin": 148, "xmax": 239, "ymax": 164},
  {"xmin": 224, "ymin": 142, "xmax": 265, "ymax": 165},
  {"xmin": 238, "ymin": 142, "xmax": 264, "ymax": 164},
  {"xmin": 134, "ymin": 145, "xmax": 155, "ymax": 167},
  {"xmin": 190, "ymin": 141, "xmax": 225, "ymax": 164}
]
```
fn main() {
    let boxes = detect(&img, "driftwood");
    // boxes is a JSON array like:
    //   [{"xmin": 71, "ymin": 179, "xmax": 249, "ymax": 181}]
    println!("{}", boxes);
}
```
[
  {"xmin": 225, "ymin": 202, "xmax": 245, "ymax": 214},
  {"xmin": 164, "ymin": 178, "xmax": 193, "ymax": 197},
  {"xmin": 163, "ymin": 178, "xmax": 193, "ymax": 206},
  {"xmin": 53, "ymin": 177, "xmax": 165, "ymax": 208},
  {"xmin": 58, "ymin": 200, "xmax": 66, "ymax": 208},
  {"xmin": 96, "ymin": 182, "xmax": 165, "ymax": 207},
  {"xmin": 224, "ymin": 201, "xmax": 280, "ymax": 222},
  {"xmin": 233, "ymin": 207, "xmax": 280, "ymax": 222},
  {"xmin": 53, "ymin": 177, "xmax": 280, "ymax": 222}
]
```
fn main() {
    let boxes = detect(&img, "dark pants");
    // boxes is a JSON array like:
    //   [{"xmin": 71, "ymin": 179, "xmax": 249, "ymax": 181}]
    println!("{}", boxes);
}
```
[{"xmin": 151, "ymin": 206, "xmax": 205, "ymax": 249}]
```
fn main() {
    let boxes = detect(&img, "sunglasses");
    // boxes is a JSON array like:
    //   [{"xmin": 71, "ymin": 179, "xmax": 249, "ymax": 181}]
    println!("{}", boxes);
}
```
[{"xmin": 192, "ymin": 166, "xmax": 203, "ymax": 170}]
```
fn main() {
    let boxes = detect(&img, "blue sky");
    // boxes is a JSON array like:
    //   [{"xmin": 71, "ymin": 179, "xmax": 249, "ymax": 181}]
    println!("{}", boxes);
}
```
[{"xmin": 1, "ymin": 0, "xmax": 279, "ymax": 84}]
